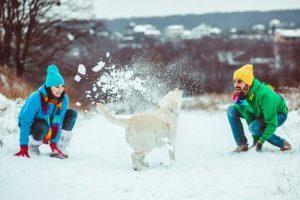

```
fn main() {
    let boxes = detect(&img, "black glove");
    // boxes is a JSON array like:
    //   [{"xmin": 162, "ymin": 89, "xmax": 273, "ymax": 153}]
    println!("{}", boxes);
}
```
[{"xmin": 256, "ymin": 142, "xmax": 262, "ymax": 151}]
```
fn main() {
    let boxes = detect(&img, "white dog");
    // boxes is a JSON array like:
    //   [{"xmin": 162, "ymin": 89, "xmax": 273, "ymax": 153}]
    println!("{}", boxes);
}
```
[{"xmin": 97, "ymin": 88, "xmax": 183, "ymax": 171}]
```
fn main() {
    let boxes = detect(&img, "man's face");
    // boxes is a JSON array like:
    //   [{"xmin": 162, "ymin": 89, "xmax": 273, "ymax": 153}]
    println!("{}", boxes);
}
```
[
  {"xmin": 233, "ymin": 79, "xmax": 249, "ymax": 94},
  {"xmin": 51, "ymin": 85, "xmax": 64, "ymax": 98}
]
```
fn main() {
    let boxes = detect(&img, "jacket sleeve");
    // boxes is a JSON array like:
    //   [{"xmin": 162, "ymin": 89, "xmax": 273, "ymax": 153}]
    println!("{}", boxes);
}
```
[
  {"xmin": 19, "ymin": 94, "xmax": 39, "ymax": 146},
  {"xmin": 233, "ymin": 104, "xmax": 255, "ymax": 124},
  {"xmin": 259, "ymin": 92, "xmax": 278, "ymax": 143},
  {"xmin": 50, "ymin": 94, "xmax": 69, "ymax": 144}
]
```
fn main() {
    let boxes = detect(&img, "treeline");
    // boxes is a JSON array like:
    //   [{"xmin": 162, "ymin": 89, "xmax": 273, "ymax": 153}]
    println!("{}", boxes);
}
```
[{"xmin": 105, "ymin": 10, "xmax": 300, "ymax": 32}]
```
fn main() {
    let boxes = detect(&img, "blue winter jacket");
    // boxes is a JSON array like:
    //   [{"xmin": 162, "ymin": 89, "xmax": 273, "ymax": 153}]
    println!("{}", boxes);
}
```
[{"xmin": 18, "ymin": 85, "xmax": 69, "ymax": 146}]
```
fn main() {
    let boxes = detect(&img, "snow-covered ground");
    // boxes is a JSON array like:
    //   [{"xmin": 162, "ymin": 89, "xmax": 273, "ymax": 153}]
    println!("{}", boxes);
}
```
[{"xmin": 1, "ymin": 96, "xmax": 300, "ymax": 200}]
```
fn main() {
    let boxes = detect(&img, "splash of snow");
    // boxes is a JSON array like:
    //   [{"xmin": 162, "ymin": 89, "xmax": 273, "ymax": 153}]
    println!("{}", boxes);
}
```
[{"xmin": 73, "ymin": 54, "xmax": 167, "ymax": 112}]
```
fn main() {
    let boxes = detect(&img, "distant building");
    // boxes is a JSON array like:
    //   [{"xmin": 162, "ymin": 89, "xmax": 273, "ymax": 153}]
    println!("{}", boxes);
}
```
[
  {"xmin": 269, "ymin": 19, "xmax": 281, "ymax": 36},
  {"xmin": 164, "ymin": 25, "xmax": 186, "ymax": 41},
  {"xmin": 110, "ymin": 31, "xmax": 123, "ymax": 42},
  {"xmin": 217, "ymin": 51, "xmax": 246, "ymax": 66},
  {"xmin": 230, "ymin": 28, "xmax": 238, "ymax": 34},
  {"xmin": 229, "ymin": 34, "xmax": 270, "ymax": 41},
  {"xmin": 119, "ymin": 22, "xmax": 161, "ymax": 48},
  {"xmin": 218, "ymin": 51, "xmax": 274, "ymax": 67},
  {"xmin": 252, "ymin": 24, "xmax": 266, "ymax": 34},
  {"xmin": 191, "ymin": 23, "xmax": 221, "ymax": 39},
  {"xmin": 133, "ymin": 24, "xmax": 160, "ymax": 38},
  {"xmin": 274, "ymin": 29, "xmax": 300, "ymax": 69}
]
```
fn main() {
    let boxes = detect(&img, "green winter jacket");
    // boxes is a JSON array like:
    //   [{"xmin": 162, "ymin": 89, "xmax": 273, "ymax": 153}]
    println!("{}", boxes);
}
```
[{"xmin": 234, "ymin": 78, "xmax": 288, "ymax": 143}]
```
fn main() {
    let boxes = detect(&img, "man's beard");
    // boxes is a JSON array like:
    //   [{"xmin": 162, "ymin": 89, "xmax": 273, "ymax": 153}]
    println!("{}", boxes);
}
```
[{"xmin": 234, "ymin": 85, "xmax": 248, "ymax": 95}]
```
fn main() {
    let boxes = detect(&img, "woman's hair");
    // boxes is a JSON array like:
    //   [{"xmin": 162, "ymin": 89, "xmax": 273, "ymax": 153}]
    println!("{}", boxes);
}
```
[{"xmin": 45, "ymin": 86, "xmax": 65, "ymax": 102}]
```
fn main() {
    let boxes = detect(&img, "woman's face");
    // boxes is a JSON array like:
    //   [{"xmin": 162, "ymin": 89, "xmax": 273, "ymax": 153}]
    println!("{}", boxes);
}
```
[{"xmin": 51, "ymin": 85, "xmax": 64, "ymax": 98}]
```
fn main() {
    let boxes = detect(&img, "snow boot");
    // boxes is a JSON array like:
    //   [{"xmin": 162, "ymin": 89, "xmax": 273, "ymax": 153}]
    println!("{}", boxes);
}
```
[
  {"xmin": 280, "ymin": 140, "xmax": 292, "ymax": 151},
  {"xmin": 57, "ymin": 129, "xmax": 72, "ymax": 155},
  {"xmin": 233, "ymin": 144, "xmax": 248, "ymax": 153},
  {"xmin": 28, "ymin": 135, "xmax": 42, "ymax": 155}
]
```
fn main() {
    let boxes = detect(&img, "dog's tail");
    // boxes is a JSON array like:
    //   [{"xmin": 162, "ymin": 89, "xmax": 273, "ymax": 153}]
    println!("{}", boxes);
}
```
[{"xmin": 96, "ymin": 103, "xmax": 129, "ymax": 127}]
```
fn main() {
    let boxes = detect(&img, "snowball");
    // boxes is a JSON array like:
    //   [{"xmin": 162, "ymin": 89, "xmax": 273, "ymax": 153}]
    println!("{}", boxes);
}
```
[
  {"xmin": 75, "ymin": 102, "xmax": 81, "ymax": 107},
  {"xmin": 78, "ymin": 64, "xmax": 86, "ymax": 75},
  {"xmin": 74, "ymin": 75, "xmax": 81, "ymax": 82},
  {"xmin": 92, "ymin": 61, "xmax": 105, "ymax": 72},
  {"xmin": 89, "ymin": 29, "xmax": 95, "ymax": 35},
  {"xmin": 67, "ymin": 33, "xmax": 74, "ymax": 41},
  {"xmin": 106, "ymin": 52, "xmax": 110, "ymax": 58}
]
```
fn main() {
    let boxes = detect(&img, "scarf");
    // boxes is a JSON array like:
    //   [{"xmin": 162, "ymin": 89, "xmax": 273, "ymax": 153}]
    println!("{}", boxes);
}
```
[
  {"xmin": 232, "ymin": 91, "xmax": 249, "ymax": 106},
  {"xmin": 40, "ymin": 92, "xmax": 62, "ymax": 144}
]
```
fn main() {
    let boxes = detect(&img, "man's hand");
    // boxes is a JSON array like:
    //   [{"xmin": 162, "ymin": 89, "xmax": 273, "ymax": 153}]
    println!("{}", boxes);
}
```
[{"xmin": 256, "ymin": 141, "xmax": 263, "ymax": 151}]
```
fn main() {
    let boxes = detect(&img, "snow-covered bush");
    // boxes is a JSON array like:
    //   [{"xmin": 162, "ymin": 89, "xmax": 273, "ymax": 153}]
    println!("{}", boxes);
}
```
[
  {"xmin": 282, "ymin": 87, "xmax": 300, "ymax": 111},
  {"xmin": 0, "ymin": 93, "xmax": 22, "ymax": 146}
]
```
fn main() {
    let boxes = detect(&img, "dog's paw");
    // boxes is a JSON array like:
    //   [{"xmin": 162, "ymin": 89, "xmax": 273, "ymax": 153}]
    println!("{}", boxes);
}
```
[
  {"xmin": 133, "ymin": 166, "xmax": 142, "ymax": 171},
  {"xmin": 141, "ymin": 162, "xmax": 149, "ymax": 168}
]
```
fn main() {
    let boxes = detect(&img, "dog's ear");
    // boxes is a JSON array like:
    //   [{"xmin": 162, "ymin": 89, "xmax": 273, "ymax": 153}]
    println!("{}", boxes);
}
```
[{"xmin": 174, "ymin": 88, "xmax": 183, "ymax": 98}]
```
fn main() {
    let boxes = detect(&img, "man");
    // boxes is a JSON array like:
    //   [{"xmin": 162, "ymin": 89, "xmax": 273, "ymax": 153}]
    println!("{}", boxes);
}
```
[
  {"xmin": 14, "ymin": 64, "xmax": 77, "ymax": 159},
  {"xmin": 227, "ymin": 64, "xmax": 292, "ymax": 152}
]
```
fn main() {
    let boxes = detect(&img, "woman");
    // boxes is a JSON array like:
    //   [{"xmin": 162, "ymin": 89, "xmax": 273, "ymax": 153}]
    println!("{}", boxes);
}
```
[{"xmin": 14, "ymin": 64, "xmax": 77, "ymax": 159}]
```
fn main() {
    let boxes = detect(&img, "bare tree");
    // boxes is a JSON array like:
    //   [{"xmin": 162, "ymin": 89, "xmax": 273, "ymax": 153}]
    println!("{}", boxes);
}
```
[{"xmin": 0, "ymin": 0, "xmax": 93, "ymax": 76}]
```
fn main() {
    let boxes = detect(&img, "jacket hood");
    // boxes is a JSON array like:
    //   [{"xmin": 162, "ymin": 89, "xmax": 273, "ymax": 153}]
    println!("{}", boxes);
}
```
[{"xmin": 38, "ymin": 84, "xmax": 47, "ymax": 95}]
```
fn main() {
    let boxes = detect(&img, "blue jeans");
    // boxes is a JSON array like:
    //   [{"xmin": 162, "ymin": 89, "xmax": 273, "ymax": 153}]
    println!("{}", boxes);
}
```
[
  {"xmin": 31, "ymin": 109, "xmax": 77, "ymax": 141},
  {"xmin": 227, "ymin": 105, "xmax": 286, "ymax": 148}
]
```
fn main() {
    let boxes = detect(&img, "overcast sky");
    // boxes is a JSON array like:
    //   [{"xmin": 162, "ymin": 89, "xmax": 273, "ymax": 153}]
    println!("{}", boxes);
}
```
[{"xmin": 91, "ymin": 0, "xmax": 300, "ymax": 19}]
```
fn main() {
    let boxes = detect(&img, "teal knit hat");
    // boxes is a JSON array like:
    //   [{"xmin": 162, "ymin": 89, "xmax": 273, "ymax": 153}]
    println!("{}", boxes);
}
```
[{"xmin": 45, "ymin": 64, "xmax": 65, "ymax": 87}]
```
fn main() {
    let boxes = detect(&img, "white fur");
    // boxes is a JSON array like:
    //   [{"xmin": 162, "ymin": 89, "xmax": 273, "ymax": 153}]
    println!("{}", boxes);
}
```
[{"xmin": 97, "ymin": 88, "xmax": 183, "ymax": 171}]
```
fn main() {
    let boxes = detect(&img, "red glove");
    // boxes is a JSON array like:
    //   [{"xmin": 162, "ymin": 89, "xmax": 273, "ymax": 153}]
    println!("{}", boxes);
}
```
[
  {"xmin": 50, "ymin": 143, "xmax": 67, "ymax": 159},
  {"xmin": 14, "ymin": 145, "xmax": 30, "ymax": 158}
]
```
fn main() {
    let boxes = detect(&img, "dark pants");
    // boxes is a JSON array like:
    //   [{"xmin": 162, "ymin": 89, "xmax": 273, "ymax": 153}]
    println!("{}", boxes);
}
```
[
  {"xmin": 31, "ymin": 109, "xmax": 77, "ymax": 141},
  {"xmin": 227, "ymin": 105, "xmax": 286, "ymax": 148}
]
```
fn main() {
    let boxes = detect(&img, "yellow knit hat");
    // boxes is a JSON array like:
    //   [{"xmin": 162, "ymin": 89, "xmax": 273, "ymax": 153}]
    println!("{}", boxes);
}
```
[{"xmin": 233, "ymin": 64, "xmax": 254, "ymax": 86}]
